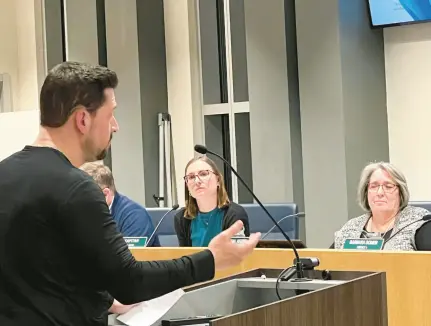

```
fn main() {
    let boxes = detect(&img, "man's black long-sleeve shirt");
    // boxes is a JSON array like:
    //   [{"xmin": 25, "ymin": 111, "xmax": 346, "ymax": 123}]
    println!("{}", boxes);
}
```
[{"xmin": 0, "ymin": 146, "xmax": 215, "ymax": 326}]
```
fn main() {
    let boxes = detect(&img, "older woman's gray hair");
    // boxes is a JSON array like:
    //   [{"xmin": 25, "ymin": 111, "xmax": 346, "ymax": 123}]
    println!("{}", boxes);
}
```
[{"xmin": 357, "ymin": 162, "xmax": 410, "ymax": 212}]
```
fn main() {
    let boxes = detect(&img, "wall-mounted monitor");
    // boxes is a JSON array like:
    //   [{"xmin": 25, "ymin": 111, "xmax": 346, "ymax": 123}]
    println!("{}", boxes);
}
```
[{"xmin": 367, "ymin": 0, "xmax": 431, "ymax": 28}]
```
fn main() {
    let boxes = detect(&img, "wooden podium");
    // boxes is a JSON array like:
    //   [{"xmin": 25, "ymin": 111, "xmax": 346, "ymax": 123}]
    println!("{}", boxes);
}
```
[{"xmin": 123, "ymin": 268, "xmax": 386, "ymax": 326}]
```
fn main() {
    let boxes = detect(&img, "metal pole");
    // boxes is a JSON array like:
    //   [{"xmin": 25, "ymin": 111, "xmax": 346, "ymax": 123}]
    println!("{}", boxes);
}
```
[
  {"xmin": 158, "ymin": 113, "xmax": 165, "ymax": 207},
  {"xmin": 164, "ymin": 117, "xmax": 173, "ymax": 207}
]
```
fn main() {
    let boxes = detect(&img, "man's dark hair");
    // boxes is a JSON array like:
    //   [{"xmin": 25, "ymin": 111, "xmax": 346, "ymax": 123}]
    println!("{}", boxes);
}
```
[{"xmin": 40, "ymin": 61, "xmax": 118, "ymax": 127}]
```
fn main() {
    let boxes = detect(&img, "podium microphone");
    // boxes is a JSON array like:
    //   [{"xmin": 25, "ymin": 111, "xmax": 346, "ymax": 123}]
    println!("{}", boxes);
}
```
[
  {"xmin": 194, "ymin": 144, "xmax": 314, "ymax": 281},
  {"xmin": 384, "ymin": 213, "xmax": 431, "ymax": 246},
  {"xmin": 146, "ymin": 204, "xmax": 179, "ymax": 247}
]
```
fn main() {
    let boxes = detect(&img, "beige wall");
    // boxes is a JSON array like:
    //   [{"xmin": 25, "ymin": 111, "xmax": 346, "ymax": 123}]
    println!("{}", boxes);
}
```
[
  {"xmin": 105, "ymin": 0, "xmax": 147, "ymax": 205},
  {"xmin": 385, "ymin": 23, "xmax": 431, "ymax": 201},
  {"xmin": 164, "ymin": 0, "xmax": 204, "ymax": 206},
  {"xmin": 0, "ymin": 0, "xmax": 19, "ymax": 111},
  {"xmin": 0, "ymin": 110, "xmax": 40, "ymax": 161},
  {"xmin": 0, "ymin": 0, "xmax": 45, "ymax": 112}
]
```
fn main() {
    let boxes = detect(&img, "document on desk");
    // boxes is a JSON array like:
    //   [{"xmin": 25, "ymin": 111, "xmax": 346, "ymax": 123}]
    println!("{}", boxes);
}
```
[{"xmin": 117, "ymin": 289, "xmax": 185, "ymax": 326}]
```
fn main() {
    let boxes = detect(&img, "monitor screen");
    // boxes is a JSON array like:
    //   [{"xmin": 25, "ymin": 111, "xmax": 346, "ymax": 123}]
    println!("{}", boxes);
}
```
[{"xmin": 368, "ymin": 0, "xmax": 431, "ymax": 27}]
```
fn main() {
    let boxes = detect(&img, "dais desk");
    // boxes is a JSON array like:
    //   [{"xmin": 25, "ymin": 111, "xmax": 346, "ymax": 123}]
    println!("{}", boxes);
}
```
[{"xmin": 131, "ymin": 248, "xmax": 431, "ymax": 326}]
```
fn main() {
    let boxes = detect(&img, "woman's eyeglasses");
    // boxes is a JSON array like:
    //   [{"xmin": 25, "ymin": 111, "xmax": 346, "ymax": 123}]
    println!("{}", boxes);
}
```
[
  {"xmin": 184, "ymin": 170, "xmax": 214, "ymax": 184},
  {"xmin": 368, "ymin": 183, "xmax": 398, "ymax": 194}
]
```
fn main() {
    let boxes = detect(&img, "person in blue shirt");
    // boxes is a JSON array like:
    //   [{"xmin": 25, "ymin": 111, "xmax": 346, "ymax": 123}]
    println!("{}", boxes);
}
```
[{"xmin": 80, "ymin": 162, "xmax": 160, "ymax": 246}]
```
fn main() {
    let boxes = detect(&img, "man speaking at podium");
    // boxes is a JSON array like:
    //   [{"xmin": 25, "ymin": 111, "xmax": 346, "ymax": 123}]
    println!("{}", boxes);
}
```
[{"xmin": 0, "ymin": 62, "xmax": 261, "ymax": 326}]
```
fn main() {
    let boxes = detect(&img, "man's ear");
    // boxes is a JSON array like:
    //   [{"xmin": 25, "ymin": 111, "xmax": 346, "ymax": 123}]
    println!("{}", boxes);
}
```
[
  {"xmin": 102, "ymin": 188, "xmax": 110, "ymax": 197},
  {"xmin": 74, "ymin": 107, "xmax": 90, "ymax": 134}
]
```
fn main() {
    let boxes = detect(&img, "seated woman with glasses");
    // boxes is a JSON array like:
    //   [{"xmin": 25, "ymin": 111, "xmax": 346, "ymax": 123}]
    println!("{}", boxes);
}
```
[
  {"xmin": 174, "ymin": 155, "xmax": 250, "ymax": 247},
  {"xmin": 332, "ymin": 162, "xmax": 430, "ymax": 250}
]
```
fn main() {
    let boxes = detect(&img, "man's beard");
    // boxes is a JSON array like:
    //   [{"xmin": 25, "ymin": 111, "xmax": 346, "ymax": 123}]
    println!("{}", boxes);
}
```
[
  {"xmin": 96, "ymin": 148, "xmax": 108, "ymax": 161},
  {"xmin": 86, "ymin": 133, "xmax": 113, "ymax": 162}
]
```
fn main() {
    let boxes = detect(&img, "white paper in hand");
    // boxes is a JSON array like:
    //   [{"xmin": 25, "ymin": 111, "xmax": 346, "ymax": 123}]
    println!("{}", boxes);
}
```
[{"xmin": 116, "ymin": 289, "xmax": 185, "ymax": 326}]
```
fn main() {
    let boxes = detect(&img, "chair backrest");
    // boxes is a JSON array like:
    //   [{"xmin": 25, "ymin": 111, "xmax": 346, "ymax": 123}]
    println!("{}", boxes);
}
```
[
  {"xmin": 146, "ymin": 202, "xmax": 301, "ymax": 246},
  {"xmin": 241, "ymin": 203, "xmax": 300, "ymax": 240},
  {"xmin": 409, "ymin": 201, "xmax": 431, "ymax": 212},
  {"xmin": 146, "ymin": 208, "xmax": 179, "ymax": 246}
]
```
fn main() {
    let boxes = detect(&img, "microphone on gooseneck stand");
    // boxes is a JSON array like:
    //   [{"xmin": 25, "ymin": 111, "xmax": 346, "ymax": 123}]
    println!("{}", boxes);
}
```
[
  {"xmin": 145, "ymin": 204, "xmax": 179, "ymax": 247},
  {"xmin": 194, "ymin": 144, "xmax": 317, "ymax": 282},
  {"xmin": 383, "ymin": 214, "xmax": 431, "ymax": 245}
]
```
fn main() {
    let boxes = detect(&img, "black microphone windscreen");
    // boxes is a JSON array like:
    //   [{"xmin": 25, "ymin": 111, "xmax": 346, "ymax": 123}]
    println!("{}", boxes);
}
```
[
  {"xmin": 172, "ymin": 204, "xmax": 180, "ymax": 210},
  {"xmin": 423, "ymin": 214, "xmax": 431, "ymax": 221},
  {"xmin": 194, "ymin": 144, "xmax": 207, "ymax": 155}
]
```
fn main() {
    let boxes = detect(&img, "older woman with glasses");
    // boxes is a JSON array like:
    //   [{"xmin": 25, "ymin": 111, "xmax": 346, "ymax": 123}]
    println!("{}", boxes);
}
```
[
  {"xmin": 332, "ymin": 162, "xmax": 430, "ymax": 250},
  {"xmin": 174, "ymin": 156, "xmax": 250, "ymax": 247}
]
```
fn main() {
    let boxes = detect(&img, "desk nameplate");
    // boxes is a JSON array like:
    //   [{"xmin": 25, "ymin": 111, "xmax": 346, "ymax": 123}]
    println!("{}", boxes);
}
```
[
  {"xmin": 124, "ymin": 237, "xmax": 148, "ymax": 248},
  {"xmin": 343, "ymin": 238, "xmax": 384, "ymax": 250}
]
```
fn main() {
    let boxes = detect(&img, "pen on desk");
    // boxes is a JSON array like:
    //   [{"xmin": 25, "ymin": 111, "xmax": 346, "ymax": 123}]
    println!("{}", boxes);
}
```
[
  {"xmin": 231, "ymin": 236, "xmax": 249, "ymax": 240},
  {"xmin": 231, "ymin": 236, "xmax": 249, "ymax": 244}
]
